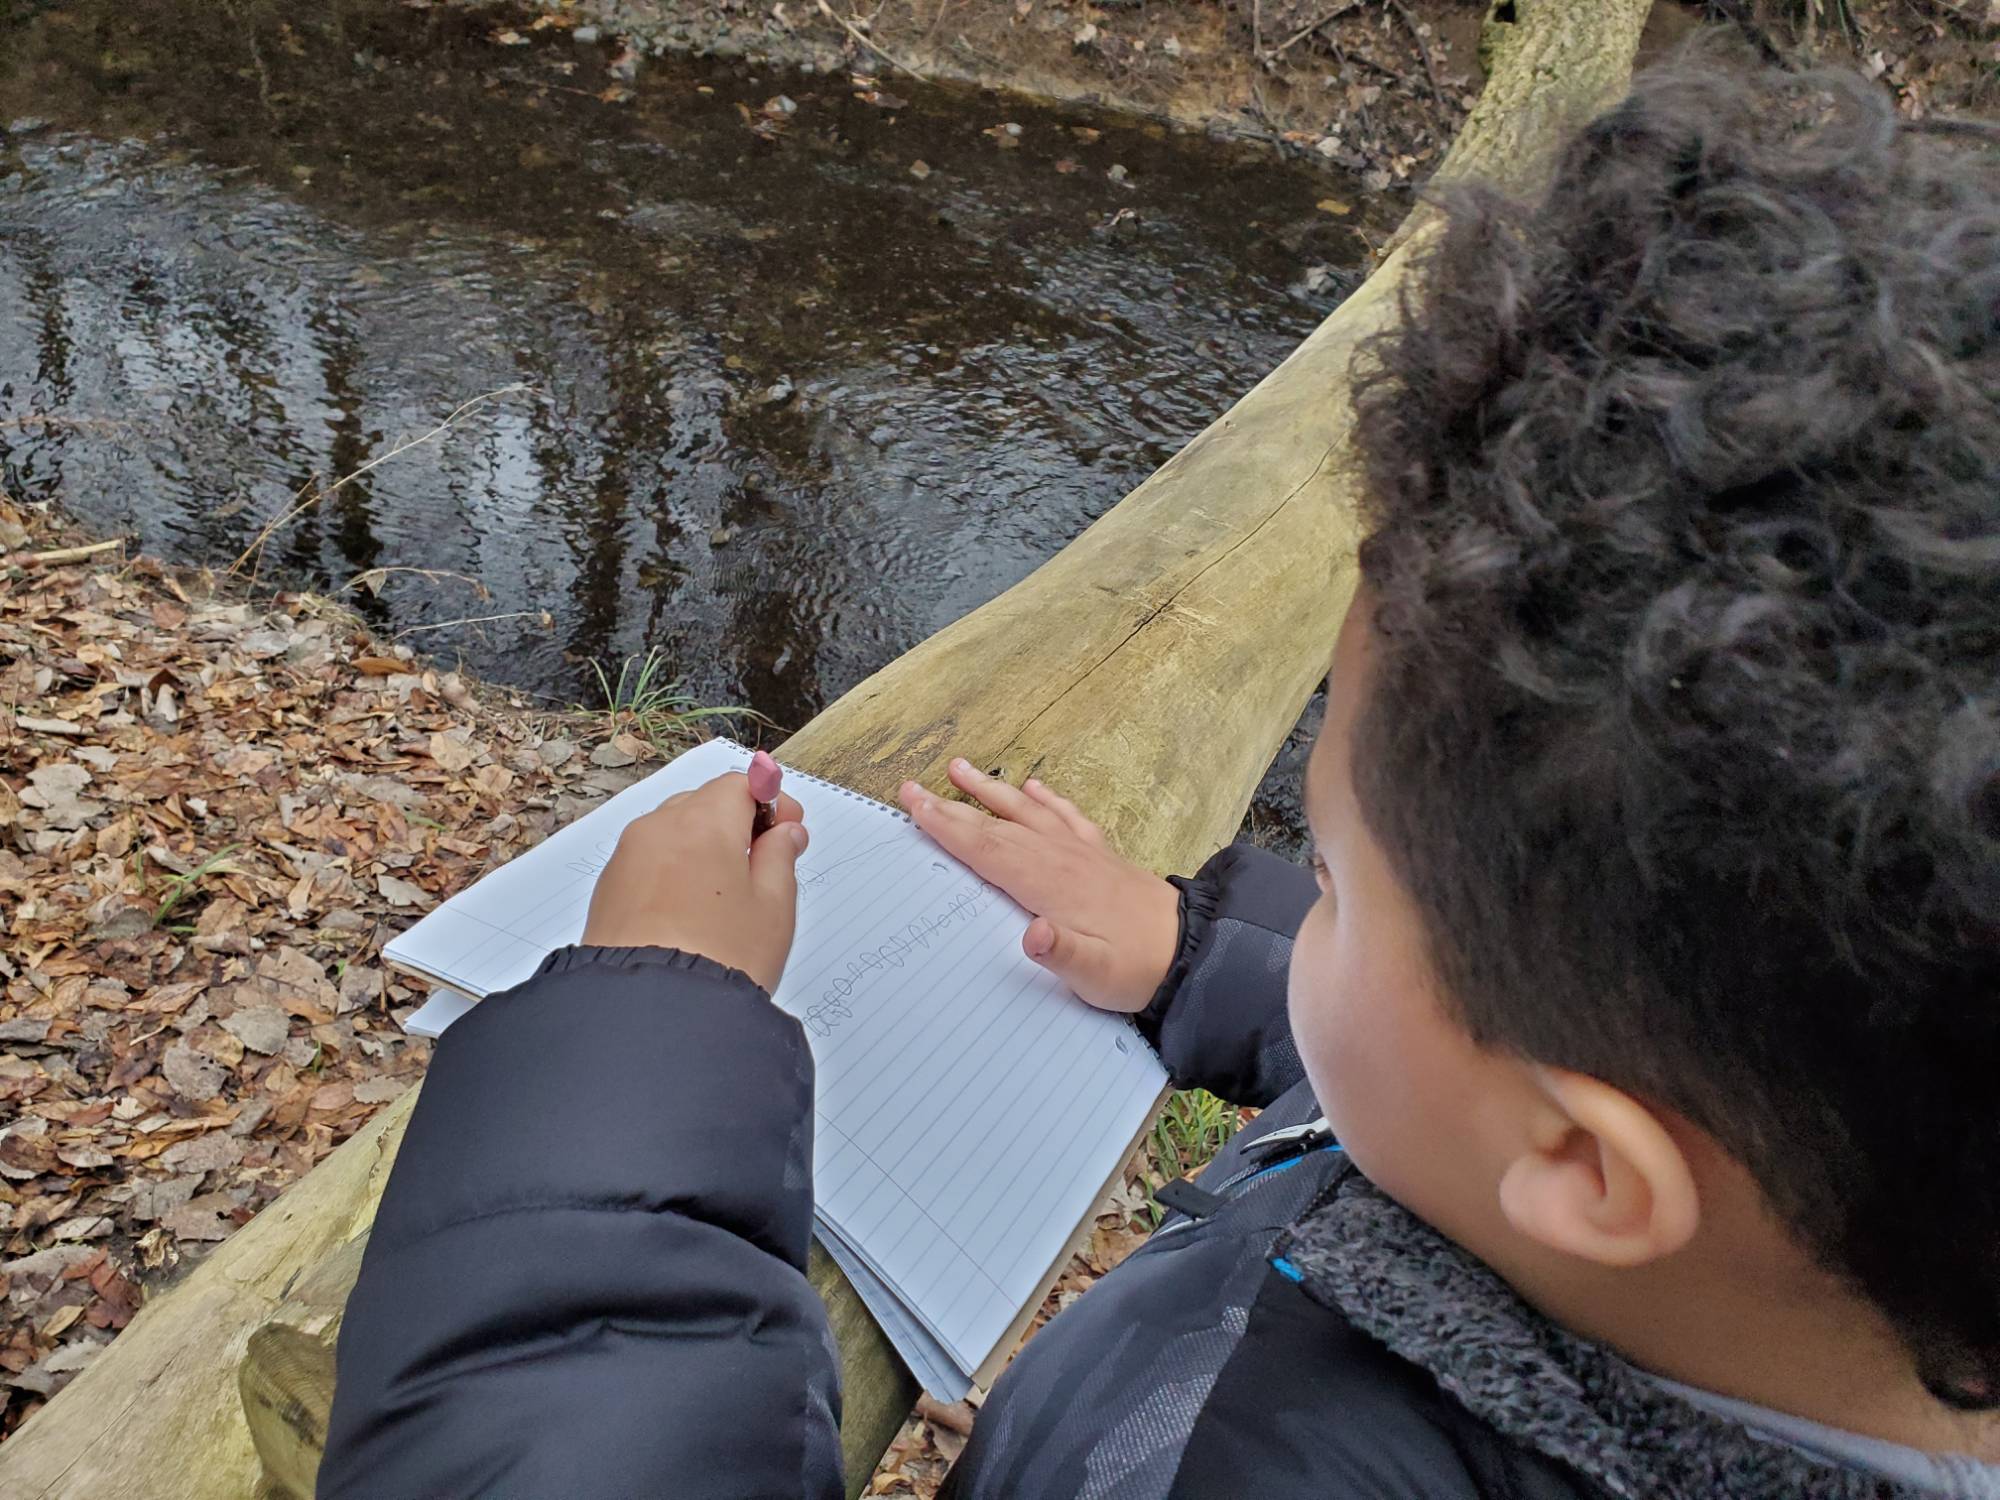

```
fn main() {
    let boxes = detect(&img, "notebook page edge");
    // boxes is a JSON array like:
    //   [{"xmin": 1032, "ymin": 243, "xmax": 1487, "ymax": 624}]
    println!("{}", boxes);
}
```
[
  {"xmin": 381, "ymin": 738, "xmax": 751, "ymax": 987},
  {"xmin": 815, "ymin": 1220, "xmax": 972, "ymax": 1401},
  {"xmin": 967, "ymin": 1079, "xmax": 1169, "ymax": 1388}
]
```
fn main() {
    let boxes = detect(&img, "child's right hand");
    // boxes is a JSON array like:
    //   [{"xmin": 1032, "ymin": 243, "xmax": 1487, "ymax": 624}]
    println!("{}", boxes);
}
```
[{"xmin": 898, "ymin": 760, "xmax": 1182, "ymax": 1015}]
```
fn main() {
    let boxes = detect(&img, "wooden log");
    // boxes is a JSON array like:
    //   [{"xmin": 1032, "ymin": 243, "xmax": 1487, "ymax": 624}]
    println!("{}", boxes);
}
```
[
  {"xmin": 236, "ymin": 1239, "xmax": 365, "ymax": 1499},
  {"xmin": 0, "ymin": 4, "xmax": 1652, "ymax": 1495}
]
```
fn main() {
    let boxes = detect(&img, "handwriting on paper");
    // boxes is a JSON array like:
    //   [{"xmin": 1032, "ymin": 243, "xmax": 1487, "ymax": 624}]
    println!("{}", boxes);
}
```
[{"xmin": 803, "ymin": 882, "xmax": 999, "ymax": 1038}]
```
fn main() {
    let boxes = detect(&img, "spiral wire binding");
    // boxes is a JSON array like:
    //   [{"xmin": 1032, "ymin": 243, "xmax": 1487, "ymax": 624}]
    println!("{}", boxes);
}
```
[{"xmin": 721, "ymin": 738, "xmax": 915, "ymax": 823}]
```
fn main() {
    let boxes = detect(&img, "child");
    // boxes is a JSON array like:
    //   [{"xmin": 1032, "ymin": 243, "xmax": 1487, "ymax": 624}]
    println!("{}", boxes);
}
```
[{"xmin": 319, "ymin": 63, "xmax": 2000, "ymax": 1499}]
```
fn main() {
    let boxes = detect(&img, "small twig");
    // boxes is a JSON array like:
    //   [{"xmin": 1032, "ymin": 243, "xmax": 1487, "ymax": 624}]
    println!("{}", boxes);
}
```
[
  {"xmin": 816, "ymin": 0, "xmax": 925, "ymax": 80},
  {"xmin": 342, "ymin": 565, "xmax": 492, "ymax": 601},
  {"xmin": 9, "ymin": 538, "xmax": 126, "ymax": 567},
  {"xmin": 13, "ymin": 713, "xmax": 84, "ymax": 738},
  {"xmin": 1334, "ymin": 44, "xmax": 1405, "ymax": 84},
  {"xmin": 1384, "ymin": 0, "xmax": 1445, "ymax": 104},
  {"xmin": 389, "ymin": 610, "xmax": 548, "ymax": 642},
  {"xmin": 1251, "ymin": 0, "xmax": 1266, "ymax": 65},
  {"xmin": 491, "ymin": 69, "xmax": 631, "ymax": 102},
  {"xmin": 229, "ymin": 384, "xmax": 529, "ymax": 578},
  {"xmin": 1272, "ymin": 1, "xmax": 1362, "ymax": 58},
  {"xmin": 1242, "ymin": 78, "xmax": 1278, "ymax": 136}
]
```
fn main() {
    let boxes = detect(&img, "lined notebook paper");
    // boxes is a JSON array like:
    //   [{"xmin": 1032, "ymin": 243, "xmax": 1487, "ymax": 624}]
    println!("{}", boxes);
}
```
[{"xmin": 385, "ymin": 738, "xmax": 1168, "ymax": 1398}]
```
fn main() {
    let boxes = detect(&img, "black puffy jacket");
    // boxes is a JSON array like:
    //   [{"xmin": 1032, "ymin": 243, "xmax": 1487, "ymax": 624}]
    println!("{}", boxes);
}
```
[{"xmin": 321, "ymin": 846, "xmax": 1923, "ymax": 1500}]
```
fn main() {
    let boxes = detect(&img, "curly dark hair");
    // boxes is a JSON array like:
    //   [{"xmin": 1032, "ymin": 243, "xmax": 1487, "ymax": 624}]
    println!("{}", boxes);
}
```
[{"xmin": 1349, "ymin": 61, "xmax": 2000, "ymax": 1408}]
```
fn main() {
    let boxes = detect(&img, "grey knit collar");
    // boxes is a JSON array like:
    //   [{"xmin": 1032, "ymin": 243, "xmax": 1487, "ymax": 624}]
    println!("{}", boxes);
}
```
[{"xmin": 1275, "ymin": 1166, "xmax": 1914, "ymax": 1500}]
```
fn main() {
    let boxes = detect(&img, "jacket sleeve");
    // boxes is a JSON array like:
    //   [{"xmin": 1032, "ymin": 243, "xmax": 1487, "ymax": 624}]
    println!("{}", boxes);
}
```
[
  {"xmin": 1132, "ymin": 844, "xmax": 1319, "ymax": 1108},
  {"xmin": 318, "ymin": 946, "xmax": 843, "ymax": 1500}
]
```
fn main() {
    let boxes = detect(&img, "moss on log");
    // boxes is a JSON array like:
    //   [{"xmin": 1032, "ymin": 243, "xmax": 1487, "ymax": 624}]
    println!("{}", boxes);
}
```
[{"xmin": 0, "ymin": 4, "xmax": 1654, "ymax": 1495}]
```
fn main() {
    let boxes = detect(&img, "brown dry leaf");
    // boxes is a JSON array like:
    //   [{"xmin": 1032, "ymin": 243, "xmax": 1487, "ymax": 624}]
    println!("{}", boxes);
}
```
[
  {"xmin": 20, "ymin": 764, "xmax": 102, "ymax": 830},
  {"xmin": 221, "ymin": 1006, "xmax": 290, "ymax": 1055},
  {"xmin": 376, "ymin": 874, "xmax": 433, "ymax": 910},
  {"xmin": 427, "ymin": 731, "xmax": 480, "ymax": 774},
  {"xmin": 132, "ymin": 980, "xmax": 207, "ymax": 1015},
  {"xmin": 310, "ymin": 1081, "xmax": 355, "ymax": 1113},
  {"xmin": 160, "ymin": 1043, "xmax": 226, "ymax": 1103},
  {"xmin": 160, "ymin": 1198, "xmax": 233, "ymax": 1242}
]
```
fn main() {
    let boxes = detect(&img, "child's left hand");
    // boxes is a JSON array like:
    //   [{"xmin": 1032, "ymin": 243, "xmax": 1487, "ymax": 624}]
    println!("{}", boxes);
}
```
[
  {"xmin": 581, "ymin": 771, "xmax": 807, "ymax": 994},
  {"xmin": 898, "ymin": 760, "xmax": 1181, "ymax": 1014}
]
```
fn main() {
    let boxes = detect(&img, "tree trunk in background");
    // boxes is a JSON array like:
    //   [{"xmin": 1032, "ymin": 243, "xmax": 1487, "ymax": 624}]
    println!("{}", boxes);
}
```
[{"xmin": 0, "ymin": 2, "xmax": 1655, "ymax": 1495}]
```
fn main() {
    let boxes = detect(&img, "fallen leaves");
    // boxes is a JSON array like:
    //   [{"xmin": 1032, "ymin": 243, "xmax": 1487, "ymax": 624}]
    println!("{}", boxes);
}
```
[{"xmin": 0, "ymin": 493, "xmax": 669, "ymax": 1437}]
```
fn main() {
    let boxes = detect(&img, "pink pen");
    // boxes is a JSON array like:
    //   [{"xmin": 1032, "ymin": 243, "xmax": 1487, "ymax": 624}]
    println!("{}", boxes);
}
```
[{"xmin": 748, "ymin": 750, "xmax": 782, "ymax": 838}]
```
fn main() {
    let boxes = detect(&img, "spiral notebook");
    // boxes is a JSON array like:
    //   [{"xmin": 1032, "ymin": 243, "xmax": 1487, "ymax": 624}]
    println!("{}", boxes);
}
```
[{"xmin": 384, "ymin": 737, "xmax": 1169, "ymax": 1398}]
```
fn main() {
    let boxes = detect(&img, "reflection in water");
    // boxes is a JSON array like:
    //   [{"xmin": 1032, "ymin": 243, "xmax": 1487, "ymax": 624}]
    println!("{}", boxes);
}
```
[{"xmin": 0, "ymin": 0, "xmax": 1368, "ymax": 731}]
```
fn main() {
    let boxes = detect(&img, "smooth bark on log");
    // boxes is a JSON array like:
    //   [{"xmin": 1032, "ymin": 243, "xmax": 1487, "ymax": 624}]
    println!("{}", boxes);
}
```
[
  {"xmin": 0, "ymin": 3, "xmax": 1654, "ymax": 1496},
  {"xmin": 236, "ymin": 1239, "xmax": 363, "ymax": 1499}
]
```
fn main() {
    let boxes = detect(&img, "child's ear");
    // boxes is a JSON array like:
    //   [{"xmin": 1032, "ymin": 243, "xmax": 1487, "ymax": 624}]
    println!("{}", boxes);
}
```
[{"xmin": 1496, "ymin": 1068, "xmax": 1700, "ymax": 1269}]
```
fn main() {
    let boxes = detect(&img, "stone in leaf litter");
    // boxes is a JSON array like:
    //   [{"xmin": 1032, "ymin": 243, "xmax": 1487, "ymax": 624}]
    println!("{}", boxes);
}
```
[{"xmin": 909, "ymin": 159, "xmax": 932, "ymax": 179}]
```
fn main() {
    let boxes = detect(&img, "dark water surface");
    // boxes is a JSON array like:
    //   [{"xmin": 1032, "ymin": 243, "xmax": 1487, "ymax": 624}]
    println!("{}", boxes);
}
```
[{"xmin": 1, "ymin": 0, "xmax": 1362, "ymax": 835}]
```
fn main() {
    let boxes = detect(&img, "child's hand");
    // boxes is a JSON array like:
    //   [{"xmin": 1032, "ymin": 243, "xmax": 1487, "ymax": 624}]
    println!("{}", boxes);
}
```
[
  {"xmin": 582, "ymin": 772, "xmax": 808, "ymax": 994},
  {"xmin": 898, "ymin": 760, "xmax": 1180, "ymax": 1014}
]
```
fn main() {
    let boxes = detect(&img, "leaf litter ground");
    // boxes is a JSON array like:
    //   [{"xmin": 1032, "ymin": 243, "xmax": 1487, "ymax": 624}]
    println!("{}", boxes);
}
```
[{"xmin": 0, "ymin": 494, "xmax": 679, "ymax": 1436}]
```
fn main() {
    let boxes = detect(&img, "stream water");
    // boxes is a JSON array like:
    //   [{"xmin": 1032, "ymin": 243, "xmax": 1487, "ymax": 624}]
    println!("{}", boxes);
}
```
[{"xmin": 1, "ymin": 0, "xmax": 1367, "ymax": 847}]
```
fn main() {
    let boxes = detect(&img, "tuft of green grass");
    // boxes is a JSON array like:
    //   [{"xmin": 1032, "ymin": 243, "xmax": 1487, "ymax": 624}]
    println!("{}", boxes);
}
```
[
  {"xmin": 1144, "ymin": 1089, "xmax": 1245, "ymax": 1227},
  {"xmin": 146, "ymin": 844, "xmax": 243, "ymax": 929},
  {"xmin": 590, "ymin": 648, "xmax": 754, "ymax": 754}
]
